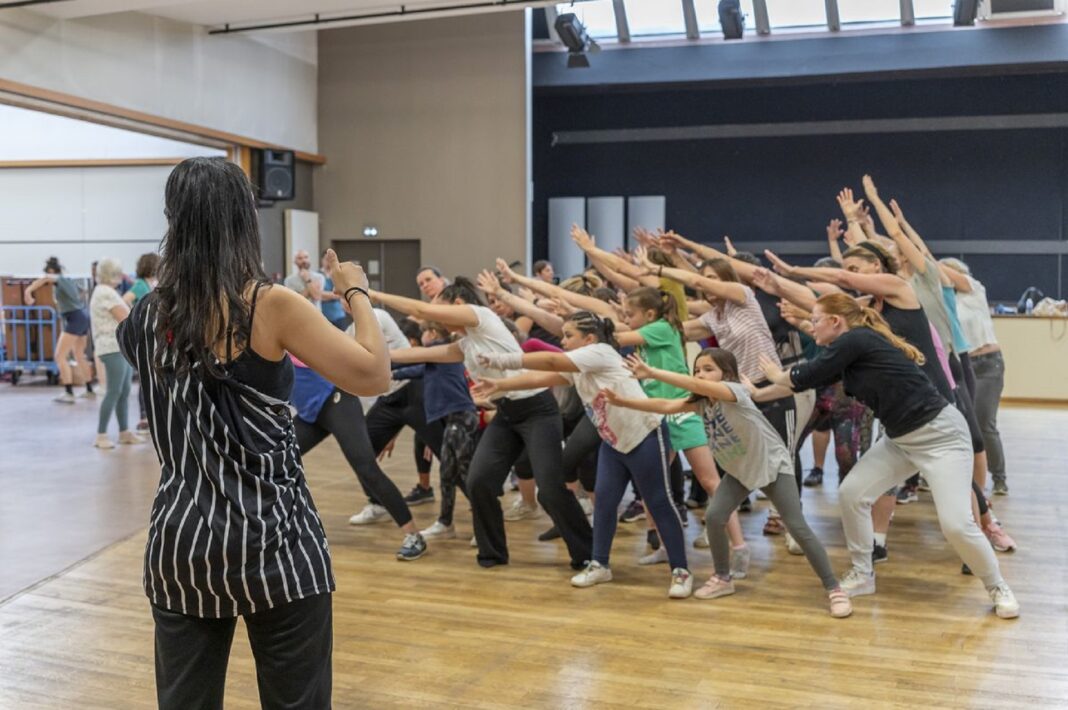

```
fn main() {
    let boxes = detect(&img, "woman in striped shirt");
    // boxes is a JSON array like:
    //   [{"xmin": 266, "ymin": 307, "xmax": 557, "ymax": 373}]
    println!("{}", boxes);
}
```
[{"xmin": 118, "ymin": 157, "xmax": 390, "ymax": 710}]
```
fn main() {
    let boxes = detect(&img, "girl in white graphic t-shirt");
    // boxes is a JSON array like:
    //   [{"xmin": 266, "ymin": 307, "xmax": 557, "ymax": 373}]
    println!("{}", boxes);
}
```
[
  {"xmin": 473, "ymin": 311, "xmax": 693, "ymax": 599},
  {"xmin": 604, "ymin": 347, "xmax": 852, "ymax": 618}
]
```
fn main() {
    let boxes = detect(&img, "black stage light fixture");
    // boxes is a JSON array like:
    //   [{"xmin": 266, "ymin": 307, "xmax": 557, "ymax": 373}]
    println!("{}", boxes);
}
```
[
  {"xmin": 555, "ymin": 12, "xmax": 600, "ymax": 68},
  {"xmin": 953, "ymin": 0, "xmax": 980, "ymax": 25},
  {"xmin": 718, "ymin": 0, "xmax": 746, "ymax": 40}
]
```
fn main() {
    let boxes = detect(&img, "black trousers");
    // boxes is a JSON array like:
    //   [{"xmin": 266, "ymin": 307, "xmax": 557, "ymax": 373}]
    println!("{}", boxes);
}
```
[
  {"xmin": 364, "ymin": 381, "xmax": 444, "ymax": 504},
  {"xmin": 561, "ymin": 414, "xmax": 600, "ymax": 493},
  {"xmin": 153, "ymin": 593, "xmax": 332, "ymax": 710},
  {"xmin": 467, "ymin": 390, "xmax": 592, "ymax": 567},
  {"xmin": 294, "ymin": 389, "xmax": 412, "ymax": 527}
]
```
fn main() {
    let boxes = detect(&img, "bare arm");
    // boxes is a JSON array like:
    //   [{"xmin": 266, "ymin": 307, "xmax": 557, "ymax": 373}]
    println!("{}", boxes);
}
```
[
  {"xmin": 826, "ymin": 219, "xmax": 845, "ymax": 263},
  {"xmin": 682, "ymin": 317, "xmax": 713, "ymax": 342},
  {"xmin": 938, "ymin": 263, "xmax": 973, "ymax": 293},
  {"xmin": 23, "ymin": 275, "xmax": 53, "ymax": 303},
  {"xmin": 274, "ymin": 256, "xmax": 390, "ymax": 396},
  {"xmin": 633, "ymin": 362, "xmax": 738, "ymax": 402},
  {"xmin": 389, "ymin": 342, "xmax": 465, "ymax": 365},
  {"xmin": 587, "ymin": 256, "xmax": 647, "ymax": 291},
  {"xmin": 601, "ymin": 392, "xmax": 698, "ymax": 415},
  {"xmin": 750, "ymin": 267, "xmax": 817, "ymax": 311},
  {"xmin": 520, "ymin": 351, "xmax": 580, "ymax": 373},
  {"xmin": 652, "ymin": 262, "xmax": 747, "ymax": 306},
  {"xmin": 371, "ymin": 291, "xmax": 480, "ymax": 328},
  {"xmin": 305, "ymin": 275, "xmax": 324, "ymax": 302},
  {"xmin": 496, "ymin": 259, "xmax": 617, "ymax": 318},
  {"xmin": 109, "ymin": 303, "xmax": 130, "ymax": 323},
  {"xmin": 474, "ymin": 371, "xmax": 569, "ymax": 398},
  {"xmin": 862, "ymin": 176, "xmax": 926, "ymax": 274},
  {"xmin": 764, "ymin": 250, "xmax": 913, "ymax": 303}
]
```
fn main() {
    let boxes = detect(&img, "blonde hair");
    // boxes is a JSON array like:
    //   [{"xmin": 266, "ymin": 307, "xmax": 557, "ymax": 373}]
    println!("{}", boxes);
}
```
[
  {"xmin": 939, "ymin": 257, "xmax": 971, "ymax": 275},
  {"xmin": 96, "ymin": 258, "xmax": 125, "ymax": 286},
  {"xmin": 560, "ymin": 273, "xmax": 602, "ymax": 295},
  {"xmin": 816, "ymin": 293, "xmax": 925, "ymax": 364}
]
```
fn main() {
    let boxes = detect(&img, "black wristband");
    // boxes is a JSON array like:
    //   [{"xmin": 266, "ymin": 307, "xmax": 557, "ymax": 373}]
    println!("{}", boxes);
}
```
[{"xmin": 343, "ymin": 286, "xmax": 370, "ymax": 303}]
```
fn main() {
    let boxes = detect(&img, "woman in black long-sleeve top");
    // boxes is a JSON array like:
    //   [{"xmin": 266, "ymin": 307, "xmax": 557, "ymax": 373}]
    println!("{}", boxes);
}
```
[{"xmin": 759, "ymin": 293, "xmax": 1019, "ymax": 620}]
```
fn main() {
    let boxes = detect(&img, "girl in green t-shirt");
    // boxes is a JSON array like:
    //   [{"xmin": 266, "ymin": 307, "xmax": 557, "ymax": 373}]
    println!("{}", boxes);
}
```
[{"xmin": 615, "ymin": 287, "xmax": 748, "ymax": 570}]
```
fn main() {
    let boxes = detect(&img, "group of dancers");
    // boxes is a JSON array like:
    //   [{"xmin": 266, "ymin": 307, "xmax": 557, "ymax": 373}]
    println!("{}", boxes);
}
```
[
  {"xmin": 286, "ymin": 174, "xmax": 1019, "ymax": 622},
  {"xmin": 123, "ymin": 158, "xmax": 1017, "ymax": 709}
]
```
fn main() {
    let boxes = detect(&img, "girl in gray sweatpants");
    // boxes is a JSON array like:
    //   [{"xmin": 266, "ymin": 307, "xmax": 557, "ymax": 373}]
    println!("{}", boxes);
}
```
[{"xmin": 607, "ymin": 347, "xmax": 853, "ymax": 619}]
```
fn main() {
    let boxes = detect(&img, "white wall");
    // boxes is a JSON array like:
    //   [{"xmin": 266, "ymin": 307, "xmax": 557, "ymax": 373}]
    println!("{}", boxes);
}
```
[
  {"xmin": 0, "ymin": 166, "xmax": 169, "ymax": 277},
  {"xmin": 0, "ymin": 105, "xmax": 226, "ymax": 160},
  {"xmin": 0, "ymin": 8, "xmax": 318, "ymax": 153}
]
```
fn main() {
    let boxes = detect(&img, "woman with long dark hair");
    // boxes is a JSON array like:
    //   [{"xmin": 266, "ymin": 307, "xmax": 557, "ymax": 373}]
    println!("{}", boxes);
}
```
[{"xmin": 118, "ymin": 157, "xmax": 390, "ymax": 709}]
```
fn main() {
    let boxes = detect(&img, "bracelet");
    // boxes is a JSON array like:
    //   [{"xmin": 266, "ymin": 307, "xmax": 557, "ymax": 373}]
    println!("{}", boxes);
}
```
[{"xmin": 343, "ymin": 286, "xmax": 370, "ymax": 303}]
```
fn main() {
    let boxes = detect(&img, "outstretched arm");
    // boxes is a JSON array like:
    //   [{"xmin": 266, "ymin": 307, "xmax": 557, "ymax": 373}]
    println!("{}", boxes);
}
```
[
  {"xmin": 642, "ymin": 256, "xmax": 747, "ymax": 306},
  {"xmin": 371, "ymin": 290, "xmax": 480, "ymax": 328},
  {"xmin": 389, "ymin": 342, "xmax": 465, "ymax": 365},
  {"xmin": 600, "ymin": 390, "xmax": 698, "ymax": 415},
  {"xmin": 862, "ymin": 175, "xmax": 927, "ymax": 275},
  {"xmin": 764, "ymin": 250, "xmax": 912, "ymax": 302},
  {"xmin": 624, "ymin": 354, "xmax": 737, "ymax": 402},
  {"xmin": 477, "ymin": 270, "xmax": 564, "ymax": 336},
  {"xmin": 496, "ymin": 259, "xmax": 618, "ymax": 319}
]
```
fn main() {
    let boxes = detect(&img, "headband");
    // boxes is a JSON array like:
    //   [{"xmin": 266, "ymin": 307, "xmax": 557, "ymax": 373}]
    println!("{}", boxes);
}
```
[{"xmin": 854, "ymin": 241, "xmax": 893, "ymax": 273}]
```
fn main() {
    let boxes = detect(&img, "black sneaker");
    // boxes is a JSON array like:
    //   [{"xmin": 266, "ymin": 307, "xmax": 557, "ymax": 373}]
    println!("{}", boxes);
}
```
[
  {"xmin": 738, "ymin": 496, "xmax": 752, "ymax": 513},
  {"xmin": 538, "ymin": 526, "xmax": 561, "ymax": 541},
  {"xmin": 803, "ymin": 467, "xmax": 824, "ymax": 487},
  {"xmin": 620, "ymin": 499, "xmax": 646, "ymax": 523},
  {"xmin": 992, "ymin": 479, "xmax": 1009, "ymax": 496},
  {"xmin": 396, "ymin": 533, "xmax": 427, "ymax": 561},
  {"xmin": 896, "ymin": 486, "xmax": 918, "ymax": 505},
  {"xmin": 872, "ymin": 544, "xmax": 888, "ymax": 565},
  {"xmin": 646, "ymin": 529, "xmax": 661, "ymax": 551},
  {"xmin": 404, "ymin": 485, "xmax": 435, "ymax": 506}
]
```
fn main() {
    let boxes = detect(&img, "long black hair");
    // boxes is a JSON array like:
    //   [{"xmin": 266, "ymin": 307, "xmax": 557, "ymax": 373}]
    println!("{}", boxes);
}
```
[{"xmin": 153, "ymin": 157, "xmax": 267, "ymax": 377}]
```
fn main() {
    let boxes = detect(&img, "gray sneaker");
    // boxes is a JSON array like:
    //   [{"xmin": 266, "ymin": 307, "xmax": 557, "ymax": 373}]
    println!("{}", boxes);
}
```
[
  {"xmin": 396, "ymin": 533, "xmax": 427, "ymax": 561},
  {"xmin": 992, "ymin": 479, "xmax": 1009, "ymax": 496}
]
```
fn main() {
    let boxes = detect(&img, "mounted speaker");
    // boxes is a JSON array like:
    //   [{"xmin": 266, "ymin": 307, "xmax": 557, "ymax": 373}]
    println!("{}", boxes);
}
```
[{"xmin": 253, "ymin": 149, "xmax": 295, "ymax": 201}]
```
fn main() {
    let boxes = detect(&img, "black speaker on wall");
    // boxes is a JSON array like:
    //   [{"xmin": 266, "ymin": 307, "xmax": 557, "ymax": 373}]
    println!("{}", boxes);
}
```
[{"xmin": 253, "ymin": 149, "xmax": 295, "ymax": 201}]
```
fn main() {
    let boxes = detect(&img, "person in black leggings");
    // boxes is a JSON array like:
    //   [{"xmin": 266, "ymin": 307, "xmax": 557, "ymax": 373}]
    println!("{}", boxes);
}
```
[
  {"xmin": 291, "ymin": 360, "xmax": 427, "ymax": 561},
  {"xmin": 372, "ymin": 277, "xmax": 593, "ymax": 570}
]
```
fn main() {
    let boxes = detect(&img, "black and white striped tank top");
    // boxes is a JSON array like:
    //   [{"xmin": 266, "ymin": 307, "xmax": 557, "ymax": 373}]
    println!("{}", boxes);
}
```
[{"xmin": 117, "ymin": 287, "xmax": 334, "ymax": 618}]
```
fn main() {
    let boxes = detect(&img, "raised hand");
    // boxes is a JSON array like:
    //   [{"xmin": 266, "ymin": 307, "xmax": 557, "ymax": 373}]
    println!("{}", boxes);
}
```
[
  {"xmin": 632, "ymin": 227, "xmax": 655, "ymax": 248},
  {"xmin": 634, "ymin": 245, "xmax": 655, "ymax": 271},
  {"xmin": 623, "ymin": 353, "xmax": 653, "ymax": 380},
  {"xmin": 477, "ymin": 269, "xmax": 502, "ymax": 295},
  {"xmin": 779, "ymin": 300, "xmax": 810, "ymax": 326},
  {"xmin": 758, "ymin": 354, "xmax": 787, "ymax": 385},
  {"xmin": 861, "ymin": 174, "xmax": 879, "ymax": 199},
  {"xmin": 826, "ymin": 219, "xmax": 844, "ymax": 243},
  {"xmin": 836, "ymin": 187, "xmax": 864, "ymax": 222},
  {"xmin": 571, "ymin": 224, "xmax": 595, "ymax": 251},
  {"xmin": 324, "ymin": 248, "xmax": 369, "ymax": 294},
  {"xmin": 751, "ymin": 267, "xmax": 779, "ymax": 294},
  {"xmin": 495, "ymin": 257, "xmax": 517, "ymax": 284},
  {"xmin": 763, "ymin": 249, "xmax": 796, "ymax": 276},
  {"xmin": 723, "ymin": 236, "xmax": 738, "ymax": 257},
  {"xmin": 889, "ymin": 198, "xmax": 906, "ymax": 223}
]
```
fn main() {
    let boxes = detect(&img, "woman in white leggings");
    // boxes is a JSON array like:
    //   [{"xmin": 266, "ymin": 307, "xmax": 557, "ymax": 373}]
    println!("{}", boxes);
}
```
[{"xmin": 759, "ymin": 293, "xmax": 1019, "ymax": 620}]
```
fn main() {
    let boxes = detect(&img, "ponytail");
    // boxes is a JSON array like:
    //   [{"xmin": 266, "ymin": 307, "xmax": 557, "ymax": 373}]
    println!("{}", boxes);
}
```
[
  {"xmin": 816, "ymin": 293, "xmax": 925, "ymax": 364},
  {"xmin": 627, "ymin": 286, "xmax": 684, "ymax": 340},
  {"xmin": 565, "ymin": 310, "xmax": 619, "ymax": 350}
]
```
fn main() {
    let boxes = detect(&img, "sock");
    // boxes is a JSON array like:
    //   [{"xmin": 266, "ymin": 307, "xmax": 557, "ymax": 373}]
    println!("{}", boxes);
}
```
[
  {"xmin": 64, "ymin": 384, "xmax": 73, "ymax": 395},
  {"xmin": 874, "ymin": 532, "xmax": 887, "ymax": 547}
]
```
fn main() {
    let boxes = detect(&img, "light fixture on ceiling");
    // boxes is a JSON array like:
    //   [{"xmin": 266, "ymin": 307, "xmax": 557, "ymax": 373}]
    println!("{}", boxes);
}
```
[
  {"xmin": 718, "ymin": 0, "xmax": 746, "ymax": 40},
  {"xmin": 362, "ymin": 225, "xmax": 379, "ymax": 238},
  {"xmin": 554, "ymin": 12, "xmax": 600, "ymax": 69}
]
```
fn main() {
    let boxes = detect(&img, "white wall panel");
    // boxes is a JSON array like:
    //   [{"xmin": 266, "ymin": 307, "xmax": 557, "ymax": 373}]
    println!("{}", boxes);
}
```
[
  {"xmin": 82, "ymin": 167, "xmax": 170, "ymax": 242},
  {"xmin": 548, "ymin": 197, "xmax": 586, "ymax": 280},
  {"xmin": 627, "ymin": 196, "xmax": 666, "ymax": 249},
  {"xmin": 0, "ymin": 170, "xmax": 83, "ymax": 241}
]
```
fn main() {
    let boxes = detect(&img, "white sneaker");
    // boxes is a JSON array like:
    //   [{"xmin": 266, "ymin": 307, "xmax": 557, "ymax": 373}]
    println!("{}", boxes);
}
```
[
  {"xmin": 54, "ymin": 393, "xmax": 76, "ymax": 404},
  {"xmin": 503, "ymin": 498, "xmax": 539, "ymax": 521},
  {"xmin": 79, "ymin": 390, "xmax": 97, "ymax": 400},
  {"xmin": 571, "ymin": 561, "xmax": 612, "ymax": 588},
  {"xmin": 118, "ymin": 431, "xmax": 145, "ymax": 445},
  {"xmin": 989, "ymin": 583, "xmax": 1020, "ymax": 619},
  {"xmin": 785, "ymin": 532, "xmax": 804, "ymax": 555},
  {"xmin": 579, "ymin": 497, "xmax": 594, "ymax": 516},
  {"xmin": 93, "ymin": 434, "xmax": 115, "ymax": 450},
  {"xmin": 840, "ymin": 567, "xmax": 876, "ymax": 597},
  {"xmin": 694, "ymin": 529, "xmax": 710, "ymax": 549},
  {"xmin": 669, "ymin": 568, "xmax": 693, "ymax": 599},
  {"xmin": 348, "ymin": 504, "xmax": 388, "ymax": 525},
  {"xmin": 638, "ymin": 546, "xmax": 669, "ymax": 565},
  {"xmin": 420, "ymin": 521, "xmax": 456, "ymax": 539},
  {"xmin": 470, "ymin": 535, "xmax": 478, "ymax": 548}
]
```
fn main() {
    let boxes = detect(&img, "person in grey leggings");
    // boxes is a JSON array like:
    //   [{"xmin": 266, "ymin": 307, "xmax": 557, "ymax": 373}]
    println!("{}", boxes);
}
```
[
  {"xmin": 89, "ymin": 258, "xmax": 141, "ymax": 450},
  {"xmin": 610, "ymin": 347, "xmax": 852, "ymax": 618},
  {"xmin": 98, "ymin": 353, "xmax": 133, "ymax": 439}
]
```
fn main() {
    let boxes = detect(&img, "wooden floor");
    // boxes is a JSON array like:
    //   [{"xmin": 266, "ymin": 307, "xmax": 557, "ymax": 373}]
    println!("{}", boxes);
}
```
[{"xmin": 1, "ymin": 382, "xmax": 1067, "ymax": 709}]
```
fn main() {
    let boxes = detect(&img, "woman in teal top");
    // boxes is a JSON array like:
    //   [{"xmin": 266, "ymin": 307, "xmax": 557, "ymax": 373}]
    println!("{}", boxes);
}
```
[
  {"xmin": 123, "ymin": 253, "xmax": 159, "ymax": 307},
  {"xmin": 615, "ymin": 286, "xmax": 748, "ymax": 566},
  {"xmin": 24, "ymin": 256, "xmax": 94, "ymax": 403}
]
